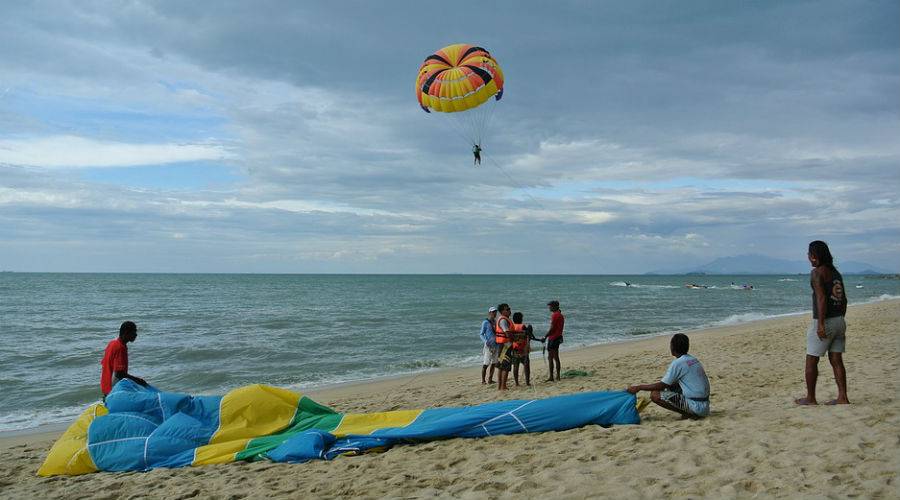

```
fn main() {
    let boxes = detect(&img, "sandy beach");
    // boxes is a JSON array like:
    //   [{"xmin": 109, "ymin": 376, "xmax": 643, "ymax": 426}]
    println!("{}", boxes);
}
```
[{"xmin": 2, "ymin": 299, "xmax": 898, "ymax": 499}]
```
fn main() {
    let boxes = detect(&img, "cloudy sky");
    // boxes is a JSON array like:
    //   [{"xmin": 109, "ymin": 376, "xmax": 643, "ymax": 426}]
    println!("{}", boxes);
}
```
[{"xmin": 1, "ymin": 1, "xmax": 898, "ymax": 273}]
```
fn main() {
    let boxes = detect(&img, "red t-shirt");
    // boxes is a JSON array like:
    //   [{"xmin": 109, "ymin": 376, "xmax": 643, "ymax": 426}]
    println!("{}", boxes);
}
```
[
  {"xmin": 547, "ymin": 311, "xmax": 565, "ymax": 341},
  {"xmin": 100, "ymin": 338, "xmax": 128, "ymax": 395}
]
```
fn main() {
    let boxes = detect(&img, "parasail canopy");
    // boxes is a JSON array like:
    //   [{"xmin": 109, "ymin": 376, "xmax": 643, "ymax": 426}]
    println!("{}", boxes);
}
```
[
  {"xmin": 416, "ymin": 43, "xmax": 504, "ymax": 114},
  {"xmin": 416, "ymin": 43, "xmax": 504, "ymax": 147},
  {"xmin": 39, "ymin": 379, "xmax": 642, "ymax": 475}
]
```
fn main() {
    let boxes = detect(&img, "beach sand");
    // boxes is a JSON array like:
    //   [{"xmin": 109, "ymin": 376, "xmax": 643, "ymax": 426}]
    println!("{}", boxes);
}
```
[{"xmin": 2, "ymin": 300, "xmax": 898, "ymax": 499}]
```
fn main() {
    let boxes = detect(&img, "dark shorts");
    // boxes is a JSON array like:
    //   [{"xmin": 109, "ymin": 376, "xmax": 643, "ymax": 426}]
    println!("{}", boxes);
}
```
[
  {"xmin": 498, "ymin": 344, "xmax": 513, "ymax": 371},
  {"xmin": 547, "ymin": 337, "xmax": 563, "ymax": 350},
  {"xmin": 509, "ymin": 347, "xmax": 529, "ymax": 365}
]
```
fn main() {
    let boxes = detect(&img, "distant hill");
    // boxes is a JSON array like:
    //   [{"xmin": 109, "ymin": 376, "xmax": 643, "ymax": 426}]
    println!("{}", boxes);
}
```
[{"xmin": 649, "ymin": 254, "xmax": 892, "ymax": 275}]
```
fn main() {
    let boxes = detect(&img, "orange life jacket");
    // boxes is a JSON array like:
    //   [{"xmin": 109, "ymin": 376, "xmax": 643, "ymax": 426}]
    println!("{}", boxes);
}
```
[
  {"xmin": 511, "ymin": 323, "xmax": 528, "ymax": 351},
  {"xmin": 494, "ymin": 315, "xmax": 512, "ymax": 344}
]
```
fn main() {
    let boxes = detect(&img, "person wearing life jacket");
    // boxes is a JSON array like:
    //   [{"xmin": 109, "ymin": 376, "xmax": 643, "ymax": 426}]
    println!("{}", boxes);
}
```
[
  {"xmin": 493, "ymin": 303, "xmax": 514, "ymax": 390},
  {"xmin": 511, "ymin": 311, "xmax": 537, "ymax": 387}
]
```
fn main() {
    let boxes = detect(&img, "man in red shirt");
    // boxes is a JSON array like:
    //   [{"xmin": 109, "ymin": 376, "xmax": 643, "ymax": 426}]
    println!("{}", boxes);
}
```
[
  {"xmin": 544, "ymin": 300, "xmax": 565, "ymax": 382},
  {"xmin": 101, "ymin": 321, "xmax": 148, "ymax": 400}
]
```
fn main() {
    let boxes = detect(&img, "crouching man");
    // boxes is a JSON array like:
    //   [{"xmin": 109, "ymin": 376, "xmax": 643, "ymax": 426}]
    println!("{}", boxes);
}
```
[
  {"xmin": 101, "ymin": 320, "xmax": 148, "ymax": 402},
  {"xmin": 627, "ymin": 333, "xmax": 710, "ymax": 419}
]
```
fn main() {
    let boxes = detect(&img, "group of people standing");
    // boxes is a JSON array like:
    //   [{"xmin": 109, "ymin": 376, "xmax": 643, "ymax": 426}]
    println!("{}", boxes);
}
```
[
  {"xmin": 471, "ymin": 240, "xmax": 850, "ymax": 420},
  {"xmin": 479, "ymin": 300, "xmax": 565, "ymax": 390}
]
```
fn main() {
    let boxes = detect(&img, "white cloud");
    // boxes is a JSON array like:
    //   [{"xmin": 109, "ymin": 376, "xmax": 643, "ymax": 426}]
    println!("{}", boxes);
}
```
[{"xmin": 0, "ymin": 135, "xmax": 232, "ymax": 168}]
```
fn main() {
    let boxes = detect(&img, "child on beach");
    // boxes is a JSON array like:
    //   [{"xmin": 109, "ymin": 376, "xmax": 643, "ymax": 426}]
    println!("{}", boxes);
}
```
[
  {"xmin": 511, "ymin": 312, "xmax": 538, "ymax": 386},
  {"xmin": 627, "ymin": 333, "xmax": 710, "ymax": 419},
  {"xmin": 100, "ymin": 321, "xmax": 148, "ymax": 401}
]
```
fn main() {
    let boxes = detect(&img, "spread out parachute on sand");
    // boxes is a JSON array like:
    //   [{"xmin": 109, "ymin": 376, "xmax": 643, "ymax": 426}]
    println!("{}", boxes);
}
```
[
  {"xmin": 39, "ymin": 380, "xmax": 643, "ymax": 476},
  {"xmin": 416, "ymin": 43, "xmax": 504, "ymax": 147}
]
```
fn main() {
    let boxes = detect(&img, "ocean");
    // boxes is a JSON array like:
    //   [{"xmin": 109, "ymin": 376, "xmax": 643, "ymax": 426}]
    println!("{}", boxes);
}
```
[{"xmin": 1, "ymin": 272, "xmax": 897, "ymax": 433}]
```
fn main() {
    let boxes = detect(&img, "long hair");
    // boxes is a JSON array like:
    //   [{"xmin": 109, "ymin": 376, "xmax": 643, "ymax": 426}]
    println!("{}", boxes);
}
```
[{"xmin": 808, "ymin": 240, "xmax": 836, "ymax": 270}]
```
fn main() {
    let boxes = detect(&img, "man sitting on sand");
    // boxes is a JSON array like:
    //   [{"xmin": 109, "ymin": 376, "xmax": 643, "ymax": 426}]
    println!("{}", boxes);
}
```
[
  {"xmin": 480, "ymin": 306, "xmax": 499, "ymax": 384},
  {"xmin": 627, "ymin": 333, "xmax": 710, "ymax": 419},
  {"xmin": 101, "ymin": 321, "xmax": 148, "ymax": 401}
]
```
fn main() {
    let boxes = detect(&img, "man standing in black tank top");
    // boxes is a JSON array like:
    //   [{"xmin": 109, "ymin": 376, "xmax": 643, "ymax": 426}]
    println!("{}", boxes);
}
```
[{"xmin": 796, "ymin": 240, "xmax": 850, "ymax": 406}]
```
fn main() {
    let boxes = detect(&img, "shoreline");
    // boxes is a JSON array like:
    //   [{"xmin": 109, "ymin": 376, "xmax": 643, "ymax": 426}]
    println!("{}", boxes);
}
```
[
  {"xmin": 0, "ymin": 302, "xmax": 811, "ymax": 442},
  {"xmin": 2, "ymin": 298, "xmax": 897, "ymax": 498},
  {"xmin": 4, "ymin": 297, "xmax": 897, "ymax": 446}
]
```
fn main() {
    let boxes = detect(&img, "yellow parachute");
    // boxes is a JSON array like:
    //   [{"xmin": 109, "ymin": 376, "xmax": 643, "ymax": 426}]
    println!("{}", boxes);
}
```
[{"xmin": 416, "ymin": 43, "xmax": 504, "ymax": 147}]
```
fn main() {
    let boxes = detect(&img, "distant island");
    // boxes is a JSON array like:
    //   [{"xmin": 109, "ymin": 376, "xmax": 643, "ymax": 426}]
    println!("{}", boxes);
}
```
[{"xmin": 648, "ymin": 254, "xmax": 894, "ymax": 275}]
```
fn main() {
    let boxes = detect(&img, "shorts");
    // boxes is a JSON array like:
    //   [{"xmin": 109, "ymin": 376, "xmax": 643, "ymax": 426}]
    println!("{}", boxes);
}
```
[
  {"xmin": 508, "ymin": 348, "xmax": 527, "ymax": 365},
  {"xmin": 547, "ymin": 336, "xmax": 563, "ymax": 350},
  {"xmin": 482, "ymin": 344, "xmax": 498, "ymax": 365},
  {"xmin": 806, "ymin": 316, "xmax": 846, "ymax": 357},
  {"xmin": 498, "ymin": 344, "xmax": 513, "ymax": 371},
  {"xmin": 659, "ymin": 389, "xmax": 708, "ymax": 418}
]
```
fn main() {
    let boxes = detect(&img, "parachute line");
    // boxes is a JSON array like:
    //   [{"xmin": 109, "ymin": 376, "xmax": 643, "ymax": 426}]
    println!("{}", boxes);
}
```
[{"xmin": 484, "ymin": 153, "xmax": 543, "ymax": 208}]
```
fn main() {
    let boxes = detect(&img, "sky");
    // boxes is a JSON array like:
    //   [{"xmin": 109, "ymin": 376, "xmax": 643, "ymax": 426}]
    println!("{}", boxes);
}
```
[{"xmin": 1, "ymin": 1, "xmax": 898, "ymax": 273}]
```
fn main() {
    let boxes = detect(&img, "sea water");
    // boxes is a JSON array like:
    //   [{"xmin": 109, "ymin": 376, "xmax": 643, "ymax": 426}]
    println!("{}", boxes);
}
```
[{"xmin": 1, "ymin": 273, "xmax": 897, "ymax": 432}]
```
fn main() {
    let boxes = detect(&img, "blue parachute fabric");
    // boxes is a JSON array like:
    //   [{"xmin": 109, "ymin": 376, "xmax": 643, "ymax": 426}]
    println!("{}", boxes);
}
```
[
  {"xmin": 91, "ymin": 380, "xmax": 224, "ymax": 471},
  {"xmin": 266, "ymin": 430, "xmax": 337, "ymax": 463},
  {"xmin": 320, "ymin": 391, "xmax": 641, "ymax": 457},
  {"xmin": 43, "ymin": 380, "xmax": 641, "ymax": 474}
]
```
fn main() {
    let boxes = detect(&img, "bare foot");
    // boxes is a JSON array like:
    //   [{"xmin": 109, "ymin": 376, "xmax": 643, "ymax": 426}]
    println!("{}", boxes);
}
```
[
  {"xmin": 795, "ymin": 397, "xmax": 818, "ymax": 405},
  {"xmin": 824, "ymin": 399, "xmax": 850, "ymax": 405}
]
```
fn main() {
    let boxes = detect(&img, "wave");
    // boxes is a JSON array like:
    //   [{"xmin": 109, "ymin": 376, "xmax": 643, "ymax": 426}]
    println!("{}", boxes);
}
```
[
  {"xmin": 710, "ymin": 310, "xmax": 802, "ymax": 327},
  {"xmin": 609, "ymin": 281, "xmax": 679, "ymax": 289},
  {"xmin": 0, "ymin": 405, "xmax": 88, "ymax": 433},
  {"xmin": 778, "ymin": 278, "xmax": 799, "ymax": 282},
  {"xmin": 396, "ymin": 359, "xmax": 442, "ymax": 370},
  {"xmin": 858, "ymin": 294, "xmax": 900, "ymax": 304}
]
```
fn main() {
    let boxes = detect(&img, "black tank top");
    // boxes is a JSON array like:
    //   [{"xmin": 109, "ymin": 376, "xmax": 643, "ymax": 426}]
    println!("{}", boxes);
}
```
[{"xmin": 811, "ymin": 267, "xmax": 847, "ymax": 319}]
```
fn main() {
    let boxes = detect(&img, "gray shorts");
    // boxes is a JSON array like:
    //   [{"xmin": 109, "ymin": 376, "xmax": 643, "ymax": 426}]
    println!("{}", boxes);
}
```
[
  {"xmin": 658, "ymin": 389, "xmax": 708, "ymax": 418},
  {"xmin": 806, "ymin": 316, "xmax": 846, "ymax": 357},
  {"xmin": 482, "ymin": 344, "xmax": 498, "ymax": 365}
]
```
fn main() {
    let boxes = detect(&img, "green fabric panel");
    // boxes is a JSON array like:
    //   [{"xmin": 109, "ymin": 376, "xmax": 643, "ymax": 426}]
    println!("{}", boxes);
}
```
[{"xmin": 235, "ymin": 396, "xmax": 343, "ymax": 461}]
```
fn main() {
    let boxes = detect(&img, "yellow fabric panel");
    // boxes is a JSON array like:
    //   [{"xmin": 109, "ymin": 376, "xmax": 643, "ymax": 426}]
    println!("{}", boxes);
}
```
[
  {"xmin": 443, "ymin": 44, "xmax": 464, "ymax": 63},
  {"xmin": 192, "ymin": 439, "xmax": 254, "ymax": 466},
  {"xmin": 37, "ymin": 403, "xmax": 108, "ymax": 476},
  {"xmin": 192, "ymin": 384, "xmax": 301, "ymax": 466},
  {"xmin": 460, "ymin": 76, "xmax": 475, "ymax": 96},
  {"xmin": 423, "ymin": 79, "xmax": 497, "ymax": 113},
  {"xmin": 332, "ymin": 410, "xmax": 421, "ymax": 437},
  {"xmin": 440, "ymin": 74, "xmax": 454, "ymax": 98}
]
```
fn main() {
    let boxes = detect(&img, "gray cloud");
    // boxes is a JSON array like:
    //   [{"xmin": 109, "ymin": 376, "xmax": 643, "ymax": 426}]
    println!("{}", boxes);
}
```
[{"xmin": 0, "ymin": 1, "xmax": 898, "ymax": 272}]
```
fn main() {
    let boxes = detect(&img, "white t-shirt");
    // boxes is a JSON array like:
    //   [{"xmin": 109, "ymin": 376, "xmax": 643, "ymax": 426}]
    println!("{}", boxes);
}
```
[{"xmin": 661, "ymin": 354, "xmax": 710, "ymax": 416}]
